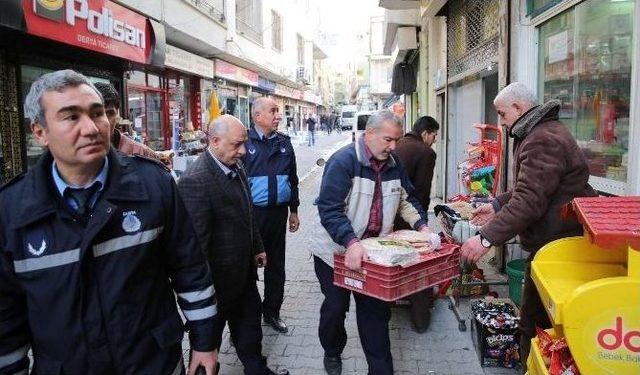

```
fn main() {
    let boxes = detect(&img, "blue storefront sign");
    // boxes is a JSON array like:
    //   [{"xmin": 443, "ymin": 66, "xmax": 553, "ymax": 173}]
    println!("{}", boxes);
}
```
[{"xmin": 257, "ymin": 76, "xmax": 276, "ymax": 92}]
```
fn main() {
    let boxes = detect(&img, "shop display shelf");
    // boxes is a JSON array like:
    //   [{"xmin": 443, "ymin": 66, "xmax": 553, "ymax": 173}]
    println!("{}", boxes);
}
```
[
  {"xmin": 528, "ymin": 197, "xmax": 640, "ymax": 374},
  {"xmin": 530, "ymin": 236, "xmax": 628, "ymax": 326}
]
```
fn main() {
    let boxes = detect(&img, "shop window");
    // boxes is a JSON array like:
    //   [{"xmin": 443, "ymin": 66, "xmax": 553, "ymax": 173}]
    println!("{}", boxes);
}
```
[
  {"xmin": 147, "ymin": 73, "xmax": 161, "ymax": 88},
  {"xmin": 127, "ymin": 88, "xmax": 165, "ymax": 152},
  {"xmin": 538, "ymin": 0, "xmax": 634, "ymax": 186},
  {"xmin": 128, "ymin": 70, "xmax": 146, "ymax": 85},
  {"xmin": 528, "ymin": 0, "xmax": 564, "ymax": 17},
  {"xmin": 145, "ymin": 92, "xmax": 164, "ymax": 151}
]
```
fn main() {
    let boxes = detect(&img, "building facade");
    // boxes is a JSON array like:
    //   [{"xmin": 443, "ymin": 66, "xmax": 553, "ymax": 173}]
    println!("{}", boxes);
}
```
[
  {"xmin": 379, "ymin": 0, "xmax": 640, "ymax": 199},
  {"xmin": 0, "ymin": 0, "xmax": 333, "ymax": 182}
]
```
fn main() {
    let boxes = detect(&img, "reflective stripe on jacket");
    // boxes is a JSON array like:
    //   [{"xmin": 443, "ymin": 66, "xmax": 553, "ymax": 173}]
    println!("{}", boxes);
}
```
[
  {"xmin": 0, "ymin": 149, "xmax": 217, "ymax": 374},
  {"xmin": 242, "ymin": 127, "xmax": 299, "ymax": 212}
]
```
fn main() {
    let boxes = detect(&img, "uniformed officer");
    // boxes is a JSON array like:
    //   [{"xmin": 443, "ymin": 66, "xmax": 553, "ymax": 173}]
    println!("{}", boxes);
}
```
[
  {"xmin": 0, "ymin": 70, "xmax": 218, "ymax": 374},
  {"xmin": 243, "ymin": 97, "xmax": 300, "ymax": 333}
]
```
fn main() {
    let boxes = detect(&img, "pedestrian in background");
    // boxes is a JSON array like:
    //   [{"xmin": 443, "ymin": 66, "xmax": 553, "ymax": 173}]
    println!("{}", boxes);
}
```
[
  {"xmin": 244, "ymin": 97, "xmax": 300, "ymax": 334},
  {"xmin": 461, "ymin": 82, "xmax": 597, "ymax": 370},
  {"xmin": 312, "ymin": 109, "xmax": 430, "ymax": 375},
  {"xmin": 178, "ymin": 115, "xmax": 289, "ymax": 375},
  {"xmin": 393, "ymin": 115, "xmax": 439, "ymax": 333},
  {"xmin": 94, "ymin": 82, "xmax": 160, "ymax": 160},
  {"xmin": 306, "ymin": 114, "xmax": 317, "ymax": 147},
  {"xmin": 0, "ymin": 70, "xmax": 218, "ymax": 374}
]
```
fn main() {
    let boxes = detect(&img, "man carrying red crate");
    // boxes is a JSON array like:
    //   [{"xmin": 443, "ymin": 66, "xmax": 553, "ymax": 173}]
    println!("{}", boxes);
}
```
[
  {"xmin": 312, "ymin": 109, "xmax": 430, "ymax": 375},
  {"xmin": 460, "ymin": 82, "xmax": 597, "ymax": 371}
]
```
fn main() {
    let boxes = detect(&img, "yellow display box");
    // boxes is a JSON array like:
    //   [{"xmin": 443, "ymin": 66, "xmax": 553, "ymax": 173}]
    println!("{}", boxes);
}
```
[
  {"xmin": 531, "ymin": 236, "xmax": 628, "ymax": 326},
  {"xmin": 530, "ymin": 237, "xmax": 640, "ymax": 374}
]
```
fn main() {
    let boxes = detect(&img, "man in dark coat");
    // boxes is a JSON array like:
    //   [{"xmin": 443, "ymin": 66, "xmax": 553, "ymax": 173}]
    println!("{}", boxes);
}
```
[
  {"xmin": 243, "ymin": 97, "xmax": 300, "ymax": 334},
  {"xmin": 178, "ymin": 115, "xmax": 289, "ymax": 375},
  {"xmin": 393, "ymin": 116, "xmax": 439, "ymax": 333},
  {"xmin": 461, "ymin": 82, "xmax": 597, "ymax": 370},
  {"xmin": 0, "ymin": 69, "xmax": 217, "ymax": 375}
]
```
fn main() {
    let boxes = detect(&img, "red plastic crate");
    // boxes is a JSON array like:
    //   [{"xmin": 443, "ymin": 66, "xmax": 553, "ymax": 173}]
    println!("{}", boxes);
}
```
[
  {"xmin": 571, "ymin": 197, "xmax": 640, "ymax": 250},
  {"xmin": 333, "ymin": 244, "xmax": 461, "ymax": 301}
]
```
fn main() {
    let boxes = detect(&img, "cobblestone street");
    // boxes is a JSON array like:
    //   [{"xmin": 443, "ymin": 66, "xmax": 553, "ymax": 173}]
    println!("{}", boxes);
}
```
[{"xmin": 185, "ymin": 132, "xmax": 521, "ymax": 375}]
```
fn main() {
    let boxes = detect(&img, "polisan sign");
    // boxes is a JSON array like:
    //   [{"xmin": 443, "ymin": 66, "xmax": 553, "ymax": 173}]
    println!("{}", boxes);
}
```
[{"xmin": 22, "ymin": 0, "xmax": 152, "ymax": 64}]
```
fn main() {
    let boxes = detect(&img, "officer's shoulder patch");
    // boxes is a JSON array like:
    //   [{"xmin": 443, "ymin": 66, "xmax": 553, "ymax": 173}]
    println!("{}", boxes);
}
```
[
  {"xmin": 0, "ymin": 173, "xmax": 25, "ymax": 192},
  {"xmin": 133, "ymin": 154, "xmax": 171, "ymax": 172}
]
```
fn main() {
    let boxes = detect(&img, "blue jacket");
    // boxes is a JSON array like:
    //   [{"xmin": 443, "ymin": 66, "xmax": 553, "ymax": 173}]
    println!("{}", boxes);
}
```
[
  {"xmin": 0, "ymin": 150, "xmax": 217, "ymax": 375},
  {"xmin": 311, "ymin": 136, "xmax": 428, "ymax": 266},
  {"xmin": 243, "ymin": 127, "xmax": 299, "ymax": 212}
]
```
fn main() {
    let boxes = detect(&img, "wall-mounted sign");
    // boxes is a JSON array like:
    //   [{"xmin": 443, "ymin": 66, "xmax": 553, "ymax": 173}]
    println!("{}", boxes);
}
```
[
  {"xmin": 165, "ymin": 45, "xmax": 213, "ymax": 79},
  {"xmin": 257, "ymin": 77, "xmax": 276, "ymax": 92},
  {"xmin": 214, "ymin": 59, "xmax": 259, "ymax": 86},
  {"xmin": 22, "ymin": 0, "xmax": 152, "ymax": 64}
]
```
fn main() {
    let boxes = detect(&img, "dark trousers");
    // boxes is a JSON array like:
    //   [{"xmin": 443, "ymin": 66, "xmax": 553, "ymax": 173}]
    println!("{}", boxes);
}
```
[
  {"xmin": 519, "ymin": 259, "xmax": 551, "ymax": 371},
  {"xmin": 214, "ymin": 282, "xmax": 269, "ymax": 375},
  {"xmin": 254, "ymin": 206, "xmax": 289, "ymax": 318},
  {"xmin": 314, "ymin": 257, "xmax": 393, "ymax": 375}
]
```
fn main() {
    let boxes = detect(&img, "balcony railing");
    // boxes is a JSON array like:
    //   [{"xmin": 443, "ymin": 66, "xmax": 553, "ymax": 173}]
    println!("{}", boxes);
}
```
[{"xmin": 184, "ymin": 0, "xmax": 225, "ymax": 23}]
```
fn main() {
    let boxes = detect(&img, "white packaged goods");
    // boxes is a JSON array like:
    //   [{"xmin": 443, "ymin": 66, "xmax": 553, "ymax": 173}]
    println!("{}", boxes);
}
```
[
  {"xmin": 360, "ymin": 238, "xmax": 419, "ymax": 266},
  {"xmin": 387, "ymin": 230, "xmax": 441, "ymax": 253},
  {"xmin": 448, "ymin": 201, "xmax": 475, "ymax": 219}
]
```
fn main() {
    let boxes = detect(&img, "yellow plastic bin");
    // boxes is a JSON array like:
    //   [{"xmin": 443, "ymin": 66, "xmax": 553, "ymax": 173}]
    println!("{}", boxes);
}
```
[{"xmin": 528, "ymin": 197, "xmax": 640, "ymax": 375}]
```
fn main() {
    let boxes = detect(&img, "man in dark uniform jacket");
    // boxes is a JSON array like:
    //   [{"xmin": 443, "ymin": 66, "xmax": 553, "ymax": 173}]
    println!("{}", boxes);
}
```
[
  {"xmin": 0, "ymin": 70, "xmax": 217, "ymax": 374},
  {"xmin": 243, "ymin": 97, "xmax": 300, "ymax": 334},
  {"xmin": 393, "ymin": 116, "xmax": 439, "ymax": 333},
  {"xmin": 178, "ymin": 115, "xmax": 289, "ymax": 375}
]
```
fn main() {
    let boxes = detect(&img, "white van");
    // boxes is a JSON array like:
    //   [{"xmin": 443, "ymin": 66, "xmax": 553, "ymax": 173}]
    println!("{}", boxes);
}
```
[
  {"xmin": 340, "ymin": 105, "xmax": 357, "ymax": 130},
  {"xmin": 355, "ymin": 110, "xmax": 375, "ymax": 131}
]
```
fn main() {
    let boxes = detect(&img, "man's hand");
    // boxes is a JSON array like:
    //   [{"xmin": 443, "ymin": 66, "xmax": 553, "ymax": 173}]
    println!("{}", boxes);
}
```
[
  {"xmin": 470, "ymin": 203, "xmax": 496, "ymax": 226},
  {"xmin": 288, "ymin": 213, "xmax": 300, "ymax": 232},
  {"xmin": 255, "ymin": 252, "xmax": 267, "ymax": 268},
  {"xmin": 188, "ymin": 349, "xmax": 218, "ymax": 375},
  {"xmin": 460, "ymin": 235, "xmax": 491, "ymax": 264},
  {"xmin": 344, "ymin": 241, "xmax": 368, "ymax": 272}
]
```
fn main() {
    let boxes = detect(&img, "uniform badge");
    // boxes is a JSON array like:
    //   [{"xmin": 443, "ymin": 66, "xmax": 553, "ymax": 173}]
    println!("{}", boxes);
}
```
[
  {"xmin": 122, "ymin": 211, "xmax": 142, "ymax": 233},
  {"xmin": 27, "ymin": 239, "xmax": 47, "ymax": 256}
]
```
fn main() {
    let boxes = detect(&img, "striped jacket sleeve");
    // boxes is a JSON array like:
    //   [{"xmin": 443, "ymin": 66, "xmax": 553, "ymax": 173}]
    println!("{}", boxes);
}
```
[
  {"xmin": 0, "ymin": 236, "xmax": 30, "ymax": 374},
  {"xmin": 164, "ymin": 174, "xmax": 218, "ymax": 351},
  {"xmin": 317, "ymin": 155, "xmax": 358, "ymax": 247}
]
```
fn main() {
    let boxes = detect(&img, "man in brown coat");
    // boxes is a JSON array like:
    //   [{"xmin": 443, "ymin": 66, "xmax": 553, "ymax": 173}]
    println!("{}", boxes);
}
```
[
  {"xmin": 393, "ymin": 116, "xmax": 439, "ymax": 333},
  {"xmin": 461, "ymin": 82, "xmax": 596, "ymax": 369}
]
